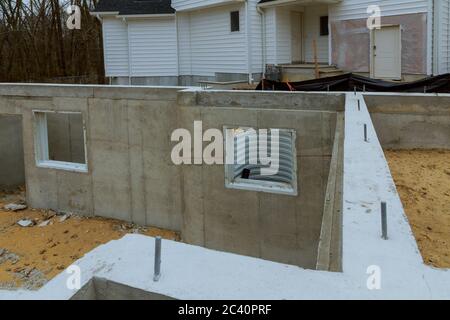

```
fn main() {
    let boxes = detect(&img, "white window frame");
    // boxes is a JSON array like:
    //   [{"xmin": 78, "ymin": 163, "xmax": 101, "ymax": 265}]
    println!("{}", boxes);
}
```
[
  {"xmin": 33, "ymin": 110, "xmax": 88, "ymax": 173},
  {"xmin": 224, "ymin": 126, "xmax": 298, "ymax": 196}
]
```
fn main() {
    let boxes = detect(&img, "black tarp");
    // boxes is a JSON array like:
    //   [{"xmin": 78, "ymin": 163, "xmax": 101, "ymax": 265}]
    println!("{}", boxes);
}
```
[{"xmin": 255, "ymin": 73, "xmax": 450, "ymax": 93}]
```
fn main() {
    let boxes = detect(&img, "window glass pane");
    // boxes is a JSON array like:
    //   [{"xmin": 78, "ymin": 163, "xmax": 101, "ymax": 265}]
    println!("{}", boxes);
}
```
[
  {"xmin": 230, "ymin": 11, "xmax": 240, "ymax": 32},
  {"xmin": 320, "ymin": 16, "xmax": 329, "ymax": 36}
]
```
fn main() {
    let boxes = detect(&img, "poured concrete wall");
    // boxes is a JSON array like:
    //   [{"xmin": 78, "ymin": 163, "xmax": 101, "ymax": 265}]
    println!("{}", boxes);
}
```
[
  {"xmin": 0, "ymin": 85, "xmax": 343, "ymax": 268},
  {"xmin": 0, "ymin": 86, "xmax": 183, "ymax": 229},
  {"xmin": 316, "ymin": 114, "xmax": 344, "ymax": 272},
  {"xmin": 0, "ymin": 115, "xmax": 25, "ymax": 189},
  {"xmin": 71, "ymin": 278, "xmax": 175, "ymax": 300},
  {"xmin": 331, "ymin": 13, "xmax": 428, "ymax": 75},
  {"xmin": 365, "ymin": 94, "xmax": 450, "ymax": 149},
  {"xmin": 178, "ymin": 91, "xmax": 342, "ymax": 268}
]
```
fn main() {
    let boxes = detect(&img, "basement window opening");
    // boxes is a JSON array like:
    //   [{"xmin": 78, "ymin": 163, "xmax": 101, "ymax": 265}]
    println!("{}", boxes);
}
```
[
  {"xmin": 224, "ymin": 127, "xmax": 297, "ymax": 196},
  {"xmin": 230, "ymin": 11, "xmax": 240, "ymax": 32},
  {"xmin": 33, "ymin": 111, "xmax": 88, "ymax": 173}
]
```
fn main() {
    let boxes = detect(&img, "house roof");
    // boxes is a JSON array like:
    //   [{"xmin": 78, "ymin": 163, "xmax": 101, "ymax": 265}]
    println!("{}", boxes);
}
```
[
  {"xmin": 92, "ymin": 0, "xmax": 175, "ymax": 15},
  {"xmin": 258, "ymin": 0, "xmax": 341, "ymax": 4}
]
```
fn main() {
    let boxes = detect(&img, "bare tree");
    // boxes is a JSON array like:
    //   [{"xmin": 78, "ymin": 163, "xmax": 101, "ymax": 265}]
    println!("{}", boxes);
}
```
[{"xmin": 0, "ymin": 0, "xmax": 105, "ymax": 83}]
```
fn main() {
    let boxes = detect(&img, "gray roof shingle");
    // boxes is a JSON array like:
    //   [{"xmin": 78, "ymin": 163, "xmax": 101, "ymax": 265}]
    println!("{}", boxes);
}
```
[{"xmin": 92, "ymin": 0, "xmax": 175, "ymax": 15}]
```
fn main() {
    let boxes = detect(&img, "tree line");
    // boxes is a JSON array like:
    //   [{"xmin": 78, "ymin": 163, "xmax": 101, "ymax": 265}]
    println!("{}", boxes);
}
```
[{"xmin": 0, "ymin": 0, "xmax": 105, "ymax": 83}]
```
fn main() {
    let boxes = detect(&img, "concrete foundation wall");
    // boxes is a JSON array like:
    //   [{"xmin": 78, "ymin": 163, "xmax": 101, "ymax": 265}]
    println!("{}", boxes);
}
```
[
  {"xmin": 0, "ymin": 86, "xmax": 183, "ymax": 230},
  {"xmin": 0, "ymin": 85, "xmax": 344, "ymax": 268},
  {"xmin": 331, "ymin": 13, "xmax": 428, "ymax": 75},
  {"xmin": 0, "ymin": 115, "xmax": 25, "ymax": 189},
  {"xmin": 365, "ymin": 94, "xmax": 450, "ymax": 149},
  {"xmin": 178, "ymin": 91, "xmax": 340, "ymax": 268},
  {"xmin": 316, "ymin": 114, "xmax": 344, "ymax": 272},
  {"xmin": 71, "ymin": 277, "xmax": 175, "ymax": 300}
]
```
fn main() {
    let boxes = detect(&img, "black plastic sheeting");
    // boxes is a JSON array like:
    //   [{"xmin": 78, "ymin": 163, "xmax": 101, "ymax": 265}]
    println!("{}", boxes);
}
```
[{"xmin": 255, "ymin": 73, "xmax": 450, "ymax": 93}]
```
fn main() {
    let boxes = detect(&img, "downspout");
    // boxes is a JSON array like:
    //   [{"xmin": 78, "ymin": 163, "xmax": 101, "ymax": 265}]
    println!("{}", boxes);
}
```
[
  {"xmin": 429, "ymin": 0, "xmax": 437, "ymax": 75},
  {"xmin": 328, "ymin": 11, "xmax": 332, "ymax": 66},
  {"xmin": 125, "ymin": 17, "xmax": 132, "ymax": 85},
  {"xmin": 245, "ymin": 0, "xmax": 252, "ymax": 84},
  {"xmin": 257, "ymin": 5, "xmax": 266, "ymax": 79},
  {"xmin": 175, "ymin": 12, "xmax": 180, "ymax": 85},
  {"xmin": 431, "ymin": 0, "xmax": 440, "ymax": 75}
]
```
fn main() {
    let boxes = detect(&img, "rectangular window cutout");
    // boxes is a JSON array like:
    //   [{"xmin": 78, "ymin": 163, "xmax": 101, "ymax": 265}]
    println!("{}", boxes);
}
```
[
  {"xmin": 224, "ymin": 127, "xmax": 297, "ymax": 196},
  {"xmin": 320, "ymin": 16, "xmax": 329, "ymax": 36},
  {"xmin": 33, "ymin": 111, "xmax": 87, "ymax": 173},
  {"xmin": 230, "ymin": 11, "xmax": 240, "ymax": 32}
]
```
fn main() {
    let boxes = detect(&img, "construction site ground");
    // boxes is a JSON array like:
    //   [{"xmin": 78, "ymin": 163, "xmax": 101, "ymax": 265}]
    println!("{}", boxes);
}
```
[
  {"xmin": 0, "ymin": 187, "xmax": 180, "ymax": 290},
  {"xmin": 385, "ymin": 149, "xmax": 450, "ymax": 268}
]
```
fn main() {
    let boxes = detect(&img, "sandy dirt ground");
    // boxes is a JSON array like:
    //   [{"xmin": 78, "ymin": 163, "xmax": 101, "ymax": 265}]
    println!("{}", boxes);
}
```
[
  {"xmin": 385, "ymin": 149, "xmax": 450, "ymax": 268},
  {"xmin": 0, "ymin": 187, "xmax": 180, "ymax": 290}
]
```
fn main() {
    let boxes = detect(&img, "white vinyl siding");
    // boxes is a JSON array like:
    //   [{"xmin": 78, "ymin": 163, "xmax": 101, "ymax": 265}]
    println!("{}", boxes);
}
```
[
  {"xmin": 435, "ymin": 0, "xmax": 450, "ymax": 74},
  {"xmin": 178, "ymin": 4, "xmax": 247, "ymax": 76},
  {"xmin": 102, "ymin": 18, "xmax": 129, "ymax": 77},
  {"xmin": 329, "ymin": 0, "xmax": 429, "ymax": 21},
  {"xmin": 264, "ymin": 8, "xmax": 277, "ymax": 64},
  {"xmin": 264, "ymin": 7, "xmax": 291, "ymax": 65},
  {"xmin": 128, "ymin": 19, "xmax": 178, "ymax": 77},
  {"xmin": 276, "ymin": 7, "xmax": 291, "ymax": 64},
  {"xmin": 177, "ymin": 14, "xmax": 193, "ymax": 75},
  {"xmin": 264, "ymin": 5, "xmax": 329, "ymax": 65},
  {"xmin": 100, "ymin": 0, "xmax": 436, "ymax": 79}
]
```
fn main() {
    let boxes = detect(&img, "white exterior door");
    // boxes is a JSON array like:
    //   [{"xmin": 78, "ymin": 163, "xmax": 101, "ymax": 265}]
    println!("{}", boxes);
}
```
[
  {"xmin": 291, "ymin": 12, "xmax": 302, "ymax": 63},
  {"xmin": 372, "ymin": 26, "xmax": 402, "ymax": 79}
]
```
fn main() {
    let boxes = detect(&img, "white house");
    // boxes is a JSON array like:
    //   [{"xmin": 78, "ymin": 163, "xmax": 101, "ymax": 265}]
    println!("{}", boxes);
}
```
[{"xmin": 91, "ymin": 0, "xmax": 450, "ymax": 85}]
